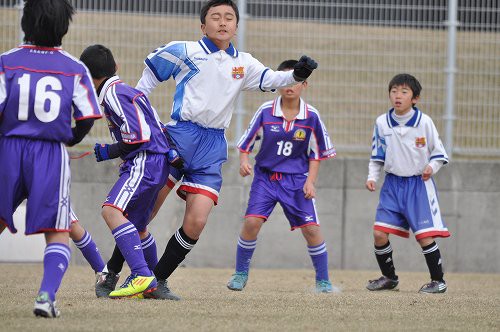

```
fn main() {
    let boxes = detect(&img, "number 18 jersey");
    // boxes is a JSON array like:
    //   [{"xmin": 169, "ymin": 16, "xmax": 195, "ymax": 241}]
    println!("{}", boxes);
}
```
[
  {"xmin": 0, "ymin": 45, "xmax": 101, "ymax": 143},
  {"xmin": 237, "ymin": 97, "xmax": 336, "ymax": 174}
]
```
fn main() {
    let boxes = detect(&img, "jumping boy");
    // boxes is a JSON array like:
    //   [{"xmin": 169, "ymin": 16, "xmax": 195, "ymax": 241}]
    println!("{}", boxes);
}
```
[
  {"xmin": 80, "ymin": 44, "xmax": 172, "ymax": 299},
  {"xmin": 0, "ymin": 0, "xmax": 102, "ymax": 317},
  {"xmin": 366, "ymin": 73, "xmax": 450, "ymax": 293},
  {"xmin": 227, "ymin": 60, "xmax": 336, "ymax": 293},
  {"xmin": 133, "ymin": 0, "xmax": 318, "ymax": 299}
]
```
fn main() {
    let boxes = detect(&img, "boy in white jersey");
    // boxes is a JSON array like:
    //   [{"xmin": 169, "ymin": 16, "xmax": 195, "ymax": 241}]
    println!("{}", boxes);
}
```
[
  {"xmin": 134, "ymin": 0, "xmax": 318, "ymax": 299},
  {"xmin": 366, "ymin": 74, "xmax": 450, "ymax": 293}
]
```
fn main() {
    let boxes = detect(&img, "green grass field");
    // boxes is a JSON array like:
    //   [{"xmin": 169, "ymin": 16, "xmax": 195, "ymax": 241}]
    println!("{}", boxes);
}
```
[{"xmin": 1, "ymin": 264, "xmax": 499, "ymax": 331}]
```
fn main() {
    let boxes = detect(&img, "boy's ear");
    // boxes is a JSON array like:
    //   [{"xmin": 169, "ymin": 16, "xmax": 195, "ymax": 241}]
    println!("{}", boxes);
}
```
[
  {"xmin": 201, "ymin": 24, "xmax": 206, "ymax": 35},
  {"xmin": 412, "ymin": 95, "xmax": 420, "ymax": 104}
]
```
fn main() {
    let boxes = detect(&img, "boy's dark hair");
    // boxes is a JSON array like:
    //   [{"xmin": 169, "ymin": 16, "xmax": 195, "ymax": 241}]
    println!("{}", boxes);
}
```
[
  {"xmin": 277, "ymin": 60, "xmax": 298, "ymax": 71},
  {"xmin": 80, "ymin": 44, "xmax": 117, "ymax": 79},
  {"xmin": 388, "ymin": 73, "xmax": 422, "ymax": 99},
  {"xmin": 200, "ymin": 0, "xmax": 239, "ymax": 24},
  {"xmin": 21, "ymin": 0, "xmax": 74, "ymax": 47}
]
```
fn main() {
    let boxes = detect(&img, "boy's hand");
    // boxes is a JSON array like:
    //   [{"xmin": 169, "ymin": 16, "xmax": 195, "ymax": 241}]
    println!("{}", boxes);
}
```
[
  {"xmin": 239, "ymin": 161, "xmax": 252, "ymax": 177},
  {"xmin": 167, "ymin": 149, "xmax": 184, "ymax": 169},
  {"xmin": 366, "ymin": 180, "xmax": 376, "ymax": 192},
  {"xmin": 422, "ymin": 165, "xmax": 433, "ymax": 181},
  {"xmin": 94, "ymin": 143, "xmax": 110, "ymax": 162},
  {"xmin": 303, "ymin": 180, "xmax": 316, "ymax": 199},
  {"xmin": 293, "ymin": 55, "xmax": 318, "ymax": 81}
]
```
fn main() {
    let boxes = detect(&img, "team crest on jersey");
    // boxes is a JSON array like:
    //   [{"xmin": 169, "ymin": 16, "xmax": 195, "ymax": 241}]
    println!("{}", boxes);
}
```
[
  {"xmin": 415, "ymin": 137, "xmax": 426, "ymax": 148},
  {"xmin": 232, "ymin": 66, "xmax": 244, "ymax": 79},
  {"xmin": 293, "ymin": 129, "xmax": 306, "ymax": 141}
]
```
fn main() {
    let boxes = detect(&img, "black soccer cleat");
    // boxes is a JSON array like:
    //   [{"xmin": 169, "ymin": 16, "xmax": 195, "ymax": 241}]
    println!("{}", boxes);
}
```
[
  {"xmin": 419, "ymin": 280, "xmax": 447, "ymax": 294},
  {"xmin": 366, "ymin": 275, "xmax": 399, "ymax": 291},
  {"xmin": 95, "ymin": 271, "xmax": 120, "ymax": 298},
  {"xmin": 143, "ymin": 279, "xmax": 181, "ymax": 301}
]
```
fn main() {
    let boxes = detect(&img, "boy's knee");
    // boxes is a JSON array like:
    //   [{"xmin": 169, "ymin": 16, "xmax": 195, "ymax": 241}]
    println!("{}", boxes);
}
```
[{"xmin": 373, "ymin": 230, "xmax": 389, "ymax": 245}]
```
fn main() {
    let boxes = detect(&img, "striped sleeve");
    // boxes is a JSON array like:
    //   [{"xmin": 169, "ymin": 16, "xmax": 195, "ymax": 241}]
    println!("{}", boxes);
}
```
[
  {"xmin": 427, "ymin": 117, "xmax": 449, "ymax": 165},
  {"xmin": 237, "ymin": 106, "xmax": 265, "ymax": 153},
  {"xmin": 72, "ymin": 67, "xmax": 101, "ymax": 120},
  {"xmin": 308, "ymin": 108, "xmax": 336, "ymax": 160},
  {"xmin": 0, "ymin": 64, "xmax": 5, "ymax": 116},
  {"xmin": 145, "ymin": 42, "xmax": 186, "ymax": 82},
  {"xmin": 370, "ymin": 121, "xmax": 386, "ymax": 162}
]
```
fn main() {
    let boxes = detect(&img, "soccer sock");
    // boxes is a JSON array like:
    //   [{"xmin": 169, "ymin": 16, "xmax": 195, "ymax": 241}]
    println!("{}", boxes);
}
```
[
  {"xmin": 106, "ymin": 245, "xmax": 125, "ymax": 274},
  {"xmin": 374, "ymin": 241, "xmax": 397, "ymax": 280},
  {"xmin": 141, "ymin": 233, "xmax": 158, "ymax": 271},
  {"xmin": 308, "ymin": 242, "xmax": 329, "ymax": 281},
  {"xmin": 39, "ymin": 243, "xmax": 71, "ymax": 301},
  {"xmin": 112, "ymin": 222, "xmax": 150, "ymax": 277},
  {"xmin": 235, "ymin": 236, "xmax": 257, "ymax": 273},
  {"xmin": 422, "ymin": 241, "xmax": 444, "ymax": 282},
  {"xmin": 154, "ymin": 227, "xmax": 197, "ymax": 280},
  {"xmin": 73, "ymin": 230, "xmax": 105, "ymax": 273}
]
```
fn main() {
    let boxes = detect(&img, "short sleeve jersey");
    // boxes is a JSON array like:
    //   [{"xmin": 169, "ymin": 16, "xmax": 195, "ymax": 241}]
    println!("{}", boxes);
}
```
[
  {"xmin": 237, "ymin": 97, "xmax": 336, "ymax": 174},
  {"xmin": 98, "ymin": 76, "xmax": 168, "ymax": 159},
  {"xmin": 0, "ymin": 45, "xmax": 101, "ymax": 142},
  {"xmin": 370, "ymin": 107, "xmax": 449, "ymax": 176},
  {"xmin": 143, "ymin": 36, "xmax": 296, "ymax": 129}
]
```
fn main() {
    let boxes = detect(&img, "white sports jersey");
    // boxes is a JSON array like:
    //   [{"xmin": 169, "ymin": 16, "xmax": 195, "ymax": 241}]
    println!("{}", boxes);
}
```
[
  {"xmin": 136, "ymin": 36, "xmax": 297, "ymax": 129},
  {"xmin": 370, "ymin": 107, "xmax": 449, "ymax": 177}
]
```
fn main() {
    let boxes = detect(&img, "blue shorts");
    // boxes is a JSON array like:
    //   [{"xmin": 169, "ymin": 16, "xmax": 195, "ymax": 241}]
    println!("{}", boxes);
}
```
[
  {"xmin": 374, "ymin": 173, "xmax": 450, "ymax": 240},
  {"xmin": 166, "ymin": 121, "xmax": 227, "ymax": 204},
  {"xmin": 0, "ymin": 137, "xmax": 71, "ymax": 235},
  {"xmin": 104, "ymin": 152, "xmax": 169, "ymax": 232},
  {"xmin": 245, "ymin": 167, "xmax": 319, "ymax": 231}
]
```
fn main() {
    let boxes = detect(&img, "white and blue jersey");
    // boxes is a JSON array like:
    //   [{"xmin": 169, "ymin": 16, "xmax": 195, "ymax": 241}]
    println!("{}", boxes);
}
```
[{"xmin": 369, "ymin": 107, "xmax": 450, "ymax": 240}]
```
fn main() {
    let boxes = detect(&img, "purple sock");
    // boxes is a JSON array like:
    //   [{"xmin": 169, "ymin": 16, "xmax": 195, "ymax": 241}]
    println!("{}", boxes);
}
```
[
  {"xmin": 39, "ymin": 243, "xmax": 71, "ymax": 301},
  {"xmin": 73, "ymin": 230, "xmax": 105, "ymax": 273},
  {"xmin": 112, "ymin": 222, "xmax": 150, "ymax": 276},
  {"xmin": 141, "ymin": 233, "xmax": 158, "ymax": 271},
  {"xmin": 308, "ymin": 242, "xmax": 329, "ymax": 281},
  {"xmin": 235, "ymin": 236, "xmax": 257, "ymax": 273}
]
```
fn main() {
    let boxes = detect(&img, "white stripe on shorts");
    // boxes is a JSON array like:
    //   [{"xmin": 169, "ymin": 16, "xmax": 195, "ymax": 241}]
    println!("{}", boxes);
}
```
[
  {"xmin": 55, "ymin": 143, "xmax": 71, "ymax": 230},
  {"xmin": 114, "ymin": 151, "xmax": 146, "ymax": 209}
]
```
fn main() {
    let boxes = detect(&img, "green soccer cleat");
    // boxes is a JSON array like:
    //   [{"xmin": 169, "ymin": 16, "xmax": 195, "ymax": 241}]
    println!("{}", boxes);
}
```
[
  {"xmin": 108, "ymin": 274, "xmax": 157, "ymax": 299},
  {"xmin": 227, "ymin": 271, "xmax": 248, "ymax": 291},
  {"xmin": 316, "ymin": 280, "xmax": 333, "ymax": 293},
  {"xmin": 33, "ymin": 292, "xmax": 60, "ymax": 318}
]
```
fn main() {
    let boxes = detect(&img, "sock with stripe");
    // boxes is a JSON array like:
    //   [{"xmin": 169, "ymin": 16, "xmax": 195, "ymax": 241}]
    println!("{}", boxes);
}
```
[
  {"xmin": 374, "ymin": 241, "xmax": 398, "ymax": 280},
  {"xmin": 154, "ymin": 227, "xmax": 197, "ymax": 280},
  {"xmin": 422, "ymin": 241, "xmax": 444, "ymax": 282},
  {"xmin": 112, "ymin": 222, "xmax": 150, "ymax": 276},
  {"xmin": 308, "ymin": 242, "xmax": 329, "ymax": 281},
  {"xmin": 73, "ymin": 230, "xmax": 105, "ymax": 273},
  {"xmin": 141, "ymin": 233, "xmax": 158, "ymax": 271},
  {"xmin": 39, "ymin": 243, "xmax": 71, "ymax": 301},
  {"xmin": 235, "ymin": 236, "xmax": 257, "ymax": 273}
]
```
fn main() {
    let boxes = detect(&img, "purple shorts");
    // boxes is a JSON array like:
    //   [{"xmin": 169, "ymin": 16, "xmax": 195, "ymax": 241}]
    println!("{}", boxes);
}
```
[
  {"xmin": 245, "ymin": 167, "xmax": 319, "ymax": 230},
  {"xmin": 0, "ymin": 137, "xmax": 71, "ymax": 235},
  {"xmin": 104, "ymin": 151, "xmax": 169, "ymax": 232}
]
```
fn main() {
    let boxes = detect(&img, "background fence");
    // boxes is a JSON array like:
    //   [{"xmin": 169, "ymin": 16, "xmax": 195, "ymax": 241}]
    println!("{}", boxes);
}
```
[{"xmin": 0, "ymin": 0, "xmax": 499, "ymax": 157}]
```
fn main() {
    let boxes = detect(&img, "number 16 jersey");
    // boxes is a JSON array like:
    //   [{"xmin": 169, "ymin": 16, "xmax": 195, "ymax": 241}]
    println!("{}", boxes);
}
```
[{"xmin": 237, "ymin": 97, "xmax": 336, "ymax": 174}]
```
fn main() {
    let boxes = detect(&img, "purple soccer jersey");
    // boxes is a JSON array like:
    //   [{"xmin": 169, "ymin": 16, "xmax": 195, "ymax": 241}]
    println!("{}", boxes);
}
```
[
  {"xmin": 0, "ymin": 45, "xmax": 101, "ymax": 142},
  {"xmin": 98, "ymin": 76, "xmax": 168, "ymax": 157},
  {"xmin": 237, "ymin": 97, "xmax": 336, "ymax": 173}
]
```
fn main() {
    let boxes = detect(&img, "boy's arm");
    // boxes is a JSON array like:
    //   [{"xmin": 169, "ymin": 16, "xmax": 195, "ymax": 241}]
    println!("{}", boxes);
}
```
[
  {"xmin": 239, "ymin": 151, "xmax": 252, "ymax": 177},
  {"xmin": 136, "ymin": 66, "xmax": 161, "ymax": 96},
  {"xmin": 67, "ymin": 118, "xmax": 95, "ymax": 147},
  {"xmin": 94, "ymin": 141, "xmax": 142, "ymax": 162},
  {"xmin": 304, "ymin": 160, "xmax": 320, "ymax": 199}
]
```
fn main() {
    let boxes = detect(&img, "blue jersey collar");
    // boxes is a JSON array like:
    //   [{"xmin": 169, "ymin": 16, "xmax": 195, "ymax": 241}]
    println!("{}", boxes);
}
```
[
  {"xmin": 198, "ymin": 36, "xmax": 238, "ymax": 57},
  {"xmin": 386, "ymin": 107, "xmax": 422, "ymax": 128}
]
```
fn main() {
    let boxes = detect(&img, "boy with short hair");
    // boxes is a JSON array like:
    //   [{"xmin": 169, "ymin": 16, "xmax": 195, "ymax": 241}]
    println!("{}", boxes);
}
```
[
  {"xmin": 0, "ymin": 0, "xmax": 102, "ymax": 317},
  {"xmin": 366, "ymin": 73, "xmax": 450, "ymax": 293},
  {"xmin": 134, "ymin": 0, "xmax": 318, "ymax": 299},
  {"xmin": 227, "ymin": 59, "xmax": 337, "ymax": 293},
  {"xmin": 80, "ymin": 44, "xmax": 172, "ymax": 299}
]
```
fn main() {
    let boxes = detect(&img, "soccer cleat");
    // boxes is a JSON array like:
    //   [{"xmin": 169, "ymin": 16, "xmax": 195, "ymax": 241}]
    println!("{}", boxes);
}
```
[
  {"xmin": 366, "ymin": 275, "xmax": 399, "ymax": 291},
  {"xmin": 419, "ymin": 280, "xmax": 447, "ymax": 294},
  {"xmin": 108, "ymin": 274, "xmax": 157, "ymax": 299},
  {"xmin": 95, "ymin": 271, "xmax": 120, "ymax": 298},
  {"xmin": 227, "ymin": 271, "xmax": 248, "ymax": 291},
  {"xmin": 33, "ymin": 292, "xmax": 60, "ymax": 318},
  {"xmin": 143, "ymin": 279, "xmax": 181, "ymax": 301},
  {"xmin": 316, "ymin": 280, "xmax": 333, "ymax": 293}
]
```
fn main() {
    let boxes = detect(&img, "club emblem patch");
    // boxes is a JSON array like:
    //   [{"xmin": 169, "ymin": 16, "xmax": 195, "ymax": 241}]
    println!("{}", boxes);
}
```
[
  {"xmin": 415, "ymin": 137, "xmax": 426, "ymax": 148},
  {"xmin": 232, "ymin": 66, "xmax": 244, "ymax": 79},
  {"xmin": 293, "ymin": 129, "xmax": 306, "ymax": 141}
]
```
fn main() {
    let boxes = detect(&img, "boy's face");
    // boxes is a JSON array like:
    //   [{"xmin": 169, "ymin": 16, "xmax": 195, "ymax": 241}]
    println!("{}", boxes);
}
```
[
  {"xmin": 389, "ymin": 84, "xmax": 419, "ymax": 114},
  {"xmin": 278, "ymin": 69, "xmax": 307, "ymax": 100},
  {"xmin": 201, "ymin": 4, "xmax": 237, "ymax": 48}
]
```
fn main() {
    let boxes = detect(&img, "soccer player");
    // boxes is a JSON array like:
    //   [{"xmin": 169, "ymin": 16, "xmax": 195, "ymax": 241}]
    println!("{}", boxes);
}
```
[
  {"xmin": 365, "ymin": 73, "xmax": 450, "ymax": 293},
  {"xmin": 134, "ymin": 0, "xmax": 318, "ymax": 299},
  {"xmin": 0, "ymin": 0, "xmax": 101, "ymax": 318},
  {"xmin": 226, "ymin": 60, "xmax": 337, "ymax": 293},
  {"xmin": 80, "ymin": 44, "xmax": 172, "ymax": 299}
]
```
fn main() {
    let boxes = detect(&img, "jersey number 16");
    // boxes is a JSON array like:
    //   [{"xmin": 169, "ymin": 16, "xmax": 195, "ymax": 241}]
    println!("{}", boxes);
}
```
[{"xmin": 17, "ymin": 73, "xmax": 62, "ymax": 123}]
